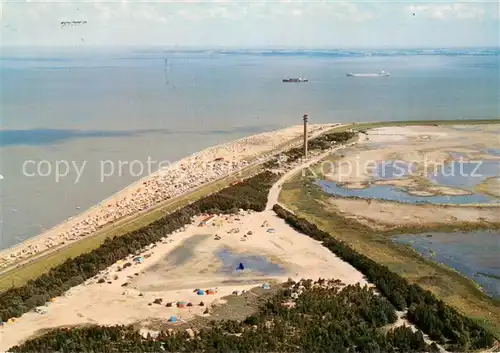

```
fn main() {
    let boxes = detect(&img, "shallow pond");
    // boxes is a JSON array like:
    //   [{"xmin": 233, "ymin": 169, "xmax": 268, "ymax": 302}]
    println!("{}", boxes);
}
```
[
  {"xmin": 393, "ymin": 231, "xmax": 500, "ymax": 299},
  {"xmin": 374, "ymin": 160, "xmax": 415, "ymax": 180},
  {"xmin": 163, "ymin": 234, "xmax": 211, "ymax": 267},
  {"xmin": 450, "ymin": 125, "xmax": 485, "ymax": 132},
  {"xmin": 317, "ymin": 180, "xmax": 497, "ymax": 205},
  {"xmin": 482, "ymin": 148, "xmax": 500, "ymax": 157},
  {"xmin": 428, "ymin": 160, "xmax": 500, "ymax": 189},
  {"xmin": 216, "ymin": 248, "xmax": 286, "ymax": 276}
]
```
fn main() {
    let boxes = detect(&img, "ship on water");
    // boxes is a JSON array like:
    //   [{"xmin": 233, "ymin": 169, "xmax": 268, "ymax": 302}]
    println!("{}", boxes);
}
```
[
  {"xmin": 346, "ymin": 70, "xmax": 390, "ymax": 77},
  {"xmin": 282, "ymin": 77, "xmax": 308, "ymax": 83}
]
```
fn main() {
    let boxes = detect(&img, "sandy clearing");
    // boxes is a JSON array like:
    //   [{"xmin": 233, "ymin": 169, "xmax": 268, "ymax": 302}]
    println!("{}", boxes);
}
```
[
  {"xmin": 388, "ymin": 311, "xmax": 448, "ymax": 353},
  {"xmin": 0, "ymin": 124, "xmax": 335, "ymax": 271},
  {"xmin": 0, "ymin": 208, "xmax": 366, "ymax": 350}
]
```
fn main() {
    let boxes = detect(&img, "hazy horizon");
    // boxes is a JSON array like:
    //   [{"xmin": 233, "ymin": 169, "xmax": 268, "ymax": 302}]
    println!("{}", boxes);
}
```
[
  {"xmin": 2, "ymin": 45, "xmax": 500, "ymax": 51},
  {"xmin": 2, "ymin": 1, "xmax": 499, "ymax": 48}
]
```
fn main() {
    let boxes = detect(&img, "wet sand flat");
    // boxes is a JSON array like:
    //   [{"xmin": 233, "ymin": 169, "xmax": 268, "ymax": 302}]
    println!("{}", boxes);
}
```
[
  {"xmin": 319, "ymin": 124, "xmax": 500, "ymax": 228},
  {"xmin": 328, "ymin": 198, "xmax": 500, "ymax": 231}
]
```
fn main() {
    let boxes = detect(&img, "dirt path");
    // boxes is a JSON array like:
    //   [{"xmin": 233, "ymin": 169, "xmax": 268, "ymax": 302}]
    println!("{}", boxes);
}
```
[
  {"xmin": 265, "ymin": 134, "xmax": 453, "ymax": 353},
  {"xmin": 7, "ymin": 127, "xmax": 488, "ymax": 351},
  {"xmin": 0, "ymin": 124, "xmax": 338, "ymax": 281},
  {"xmin": 266, "ymin": 135, "xmax": 360, "ymax": 211}
]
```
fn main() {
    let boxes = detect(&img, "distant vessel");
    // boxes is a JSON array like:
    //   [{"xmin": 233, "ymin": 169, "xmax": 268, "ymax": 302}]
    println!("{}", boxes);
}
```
[
  {"xmin": 346, "ymin": 70, "xmax": 391, "ymax": 77},
  {"xmin": 282, "ymin": 77, "xmax": 308, "ymax": 83}
]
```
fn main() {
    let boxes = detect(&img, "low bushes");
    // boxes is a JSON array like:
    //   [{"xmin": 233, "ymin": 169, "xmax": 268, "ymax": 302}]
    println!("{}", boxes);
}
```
[{"xmin": 263, "ymin": 131, "xmax": 357, "ymax": 169}]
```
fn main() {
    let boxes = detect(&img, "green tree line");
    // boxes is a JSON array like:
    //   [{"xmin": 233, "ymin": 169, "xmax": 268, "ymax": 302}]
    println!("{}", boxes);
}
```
[
  {"xmin": 264, "ymin": 131, "xmax": 356, "ymax": 168},
  {"xmin": 11, "ymin": 280, "xmax": 434, "ymax": 353},
  {"xmin": 0, "ymin": 131, "xmax": 355, "ymax": 323},
  {"xmin": 272, "ymin": 205, "xmax": 495, "ymax": 351},
  {"xmin": 0, "ymin": 172, "xmax": 278, "ymax": 322}
]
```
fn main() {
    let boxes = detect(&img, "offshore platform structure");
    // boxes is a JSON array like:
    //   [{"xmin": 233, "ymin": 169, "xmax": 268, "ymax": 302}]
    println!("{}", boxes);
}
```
[{"xmin": 303, "ymin": 114, "xmax": 309, "ymax": 159}]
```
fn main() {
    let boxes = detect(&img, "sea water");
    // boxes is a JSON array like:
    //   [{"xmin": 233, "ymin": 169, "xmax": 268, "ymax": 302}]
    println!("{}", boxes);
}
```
[
  {"xmin": 1, "ymin": 48, "xmax": 499, "ymax": 248},
  {"xmin": 393, "ymin": 231, "xmax": 500, "ymax": 299}
]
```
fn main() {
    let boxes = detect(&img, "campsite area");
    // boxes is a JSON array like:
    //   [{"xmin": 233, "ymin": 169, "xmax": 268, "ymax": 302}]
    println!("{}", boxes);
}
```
[{"xmin": 0, "ymin": 209, "xmax": 366, "ymax": 350}]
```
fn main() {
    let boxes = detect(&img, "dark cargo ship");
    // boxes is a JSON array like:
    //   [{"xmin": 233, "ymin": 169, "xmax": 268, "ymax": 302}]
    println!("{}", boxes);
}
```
[{"xmin": 282, "ymin": 77, "xmax": 308, "ymax": 83}]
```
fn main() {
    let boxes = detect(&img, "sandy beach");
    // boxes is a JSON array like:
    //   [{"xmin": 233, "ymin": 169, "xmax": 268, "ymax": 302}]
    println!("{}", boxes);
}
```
[
  {"xmin": 0, "ymin": 125, "xmax": 364, "ymax": 350},
  {"xmin": 0, "ymin": 124, "xmax": 335, "ymax": 271},
  {"xmin": 1, "ymin": 124, "xmax": 494, "ymax": 351}
]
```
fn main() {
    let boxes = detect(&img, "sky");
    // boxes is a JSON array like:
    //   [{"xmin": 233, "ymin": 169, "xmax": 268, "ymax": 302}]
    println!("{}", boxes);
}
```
[{"xmin": 1, "ymin": 0, "xmax": 499, "ymax": 48}]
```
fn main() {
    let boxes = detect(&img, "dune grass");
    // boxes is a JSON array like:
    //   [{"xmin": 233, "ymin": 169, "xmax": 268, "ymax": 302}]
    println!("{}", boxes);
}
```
[{"xmin": 474, "ymin": 177, "xmax": 500, "ymax": 198}]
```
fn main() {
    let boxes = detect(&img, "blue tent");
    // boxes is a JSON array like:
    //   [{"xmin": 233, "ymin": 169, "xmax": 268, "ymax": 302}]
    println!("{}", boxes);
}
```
[
  {"xmin": 237, "ymin": 262, "xmax": 245, "ymax": 270},
  {"xmin": 170, "ymin": 316, "xmax": 177, "ymax": 323},
  {"xmin": 262, "ymin": 283, "xmax": 270, "ymax": 289},
  {"xmin": 197, "ymin": 289, "xmax": 205, "ymax": 295},
  {"xmin": 133, "ymin": 256, "xmax": 144, "ymax": 264}
]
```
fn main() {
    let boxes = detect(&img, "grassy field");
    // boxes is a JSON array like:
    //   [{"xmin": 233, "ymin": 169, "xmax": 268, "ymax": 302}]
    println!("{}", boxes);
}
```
[
  {"xmin": 278, "ymin": 120, "xmax": 500, "ymax": 338},
  {"xmin": 0, "ymin": 165, "xmax": 263, "ymax": 292}
]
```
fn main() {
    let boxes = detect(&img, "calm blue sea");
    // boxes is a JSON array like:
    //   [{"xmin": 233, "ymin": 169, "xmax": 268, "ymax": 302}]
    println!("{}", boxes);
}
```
[{"xmin": 1, "ymin": 47, "xmax": 499, "ymax": 248}]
